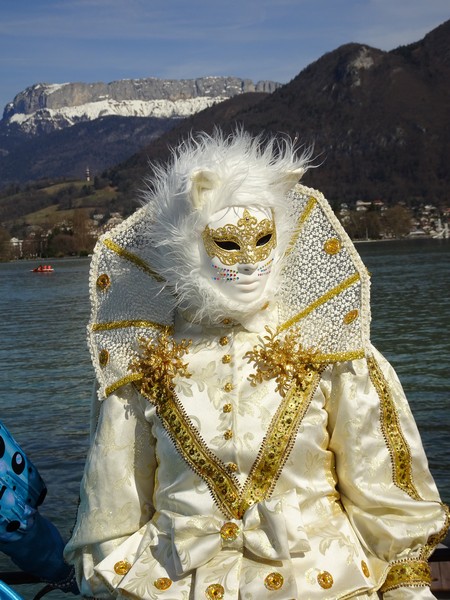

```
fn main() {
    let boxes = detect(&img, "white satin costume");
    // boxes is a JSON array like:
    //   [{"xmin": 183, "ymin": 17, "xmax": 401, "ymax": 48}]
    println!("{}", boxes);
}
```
[{"xmin": 65, "ymin": 132, "xmax": 448, "ymax": 600}]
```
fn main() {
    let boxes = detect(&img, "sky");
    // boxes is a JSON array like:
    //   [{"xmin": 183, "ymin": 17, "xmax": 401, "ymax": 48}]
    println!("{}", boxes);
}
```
[{"xmin": 0, "ymin": 0, "xmax": 449, "ymax": 114}]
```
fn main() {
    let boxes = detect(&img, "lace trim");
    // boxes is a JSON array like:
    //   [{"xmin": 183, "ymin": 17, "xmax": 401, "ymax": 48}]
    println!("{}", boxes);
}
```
[
  {"xmin": 380, "ymin": 560, "xmax": 432, "ymax": 592},
  {"xmin": 278, "ymin": 272, "xmax": 361, "ymax": 333},
  {"xmin": 102, "ymin": 238, "xmax": 165, "ymax": 282},
  {"xmin": 367, "ymin": 356, "xmax": 421, "ymax": 500}
]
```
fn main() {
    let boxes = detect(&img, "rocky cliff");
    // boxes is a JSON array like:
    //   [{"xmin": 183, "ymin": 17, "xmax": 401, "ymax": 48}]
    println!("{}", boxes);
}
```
[{"xmin": 2, "ymin": 77, "xmax": 280, "ymax": 135}]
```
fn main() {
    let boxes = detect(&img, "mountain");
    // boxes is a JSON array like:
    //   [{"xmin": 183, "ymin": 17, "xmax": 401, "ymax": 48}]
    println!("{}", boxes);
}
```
[
  {"xmin": 109, "ymin": 19, "xmax": 450, "ymax": 207},
  {"xmin": 0, "ymin": 77, "xmax": 279, "ymax": 184}
]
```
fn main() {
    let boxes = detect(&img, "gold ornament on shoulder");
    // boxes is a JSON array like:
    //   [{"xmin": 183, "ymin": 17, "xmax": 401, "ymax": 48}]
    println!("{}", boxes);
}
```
[
  {"xmin": 129, "ymin": 332, "xmax": 192, "ymax": 398},
  {"xmin": 244, "ymin": 326, "xmax": 322, "ymax": 397}
]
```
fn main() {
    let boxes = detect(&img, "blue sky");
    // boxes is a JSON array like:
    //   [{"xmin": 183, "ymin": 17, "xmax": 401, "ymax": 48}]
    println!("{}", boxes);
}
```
[{"xmin": 0, "ymin": 0, "xmax": 448, "ymax": 113}]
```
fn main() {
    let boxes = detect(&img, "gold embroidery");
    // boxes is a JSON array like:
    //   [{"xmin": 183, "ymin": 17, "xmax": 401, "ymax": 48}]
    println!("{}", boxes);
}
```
[
  {"xmin": 285, "ymin": 195, "xmax": 317, "ymax": 256},
  {"xmin": 380, "ymin": 560, "xmax": 431, "ymax": 592},
  {"xmin": 226, "ymin": 462, "xmax": 238, "ymax": 473},
  {"xmin": 223, "ymin": 430, "xmax": 233, "ymax": 440},
  {"xmin": 114, "ymin": 560, "xmax": 131, "ymax": 575},
  {"xmin": 317, "ymin": 571, "xmax": 333, "ymax": 589},
  {"xmin": 202, "ymin": 208, "xmax": 276, "ymax": 266},
  {"xmin": 264, "ymin": 572, "xmax": 284, "ymax": 590},
  {"xmin": 278, "ymin": 272, "xmax": 361, "ymax": 332},
  {"xmin": 245, "ymin": 326, "xmax": 321, "ymax": 397},
  {"xmin": 239, "ymin": 374, "xmax": 322, "ymax": 514},
  {"xmin": 223, "ymin": 403, "xmax": 232, "ymax": 413},
  {"xmin": 367, "ymin": 356, "xmax": 421, "ymax": 500},
  {"xmin": 92, "ymin": 320, "xmax": 172, "ymax": 333},
  {"xmin": 154, "ymin": 577, "xmax": 172, "ymax": 590},
  {"xmin": 324, "ymin": 237, "xmax": 342, "ymax": 255},
  {"xmin": 219, "ymin": 336, "xmax": 229, "ymax": 346},
  {"xmin": 102, "ymin": 238, "xmax": 165, "ymax": 282},
  {"xmin": 96, "ymin": 273, "xmax": 110, "ymax": 290},
  {"xmin": 223, "ymin": 383, "xmax": 234, "ymax": 392},
  {"xmin": 222, "ymin": 354, "xmax": 232, "ymax": 364}
]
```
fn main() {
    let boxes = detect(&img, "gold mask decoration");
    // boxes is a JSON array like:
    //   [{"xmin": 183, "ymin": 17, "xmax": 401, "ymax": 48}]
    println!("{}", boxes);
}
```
[{"xmin": 202, "ymin": 209, "xmax": 277, "ymax": 266}]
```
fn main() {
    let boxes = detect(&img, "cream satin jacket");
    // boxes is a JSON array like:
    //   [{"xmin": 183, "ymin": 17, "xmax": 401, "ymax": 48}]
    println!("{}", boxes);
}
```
[{"xmin": 65, "ymin": 311, "xmax": 448, "ymax": 600}]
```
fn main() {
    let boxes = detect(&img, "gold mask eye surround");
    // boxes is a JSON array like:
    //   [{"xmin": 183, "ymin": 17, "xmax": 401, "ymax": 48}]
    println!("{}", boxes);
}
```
[{"xmin": 202, "ymin": 209, "xmax": 277, "ymax": 266}]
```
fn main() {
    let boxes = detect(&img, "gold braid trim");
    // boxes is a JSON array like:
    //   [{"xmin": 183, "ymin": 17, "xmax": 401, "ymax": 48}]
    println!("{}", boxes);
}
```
[
  {"xmin": 367, "ymin": 356, "xmax": 421, "ymax": 500},
  {"xmin": 132, "ymin": 334, "xmax": 322, "ymax": 519},
  {"xmin": 92, "ymin": 320, "xmax": 173, "ymax": 333},
  {"xmin": 285, "ymin": 195, "xmax": 317, "ymax": 256},
  {"xmin": 420, "ymin": 502, "xmax": 450, "ymax": 560},
  {"xmin": 105, "ymin": 373, "xmax": 143, "ymax": 397},
  {"xmin": 278, "ymin": 272, "xmax": 361, "ymax": 333},
  {"xmin": 102, "ymin": 238, "xmax": 165, "ymax": 282},
  {"xmin": 380, "ymin": 560, "xmax": 432, "ymax": 592},
  {"xmin": 239, "ymin": 371, "xmax": 323, "ymax": 515}
]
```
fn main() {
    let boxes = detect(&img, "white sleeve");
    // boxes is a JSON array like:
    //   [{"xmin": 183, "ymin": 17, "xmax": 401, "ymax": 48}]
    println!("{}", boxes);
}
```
[
  {"xmin": 326, "ymin": 345, "xmax": 448, "ymax": 597},
  {"xmin": 64, "ymin": 384, "xmax": 156, "ymax": 598}
]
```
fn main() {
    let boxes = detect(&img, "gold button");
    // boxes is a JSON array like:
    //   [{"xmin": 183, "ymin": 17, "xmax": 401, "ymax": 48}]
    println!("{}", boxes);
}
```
[
  {"xmin": 226, "ymin": 462, "xmax": 238, "ymax": 473},
  {"xmin": 264, "ymin": 572, "xmax": 284, "ymax": 590},
  {"xmin": 343, "ymin": 309, "xmax": 359, "ymax": 324},
  {"xmin": 223, "ymin": 382, "xmax": 233, "ymax": 392},
  {"xmin": 224, "ymin": 429, "xmax": 233, "ymax": 440},
  {"xmin": 114, "ymin": 560, "xmax": 131, "ymax": 575},
  {"xmin": 205, "ymin": 583, "xmax": 225, "ymax": 599},
  {"xmin": 96, "ymin": 273, "xmax": 110, "ymax": 290},
  {"xmin": 99, "ymin": 348, "xmax": 109, "ymax": 367},
  {"xmin": 222, "ymin": 354, "xmax": 232, "ymax": 364},
  {"xmin": 219, "ymin": 336, "xmax": 229, "ymax": 346},
  {"xmin": 220, "ymin": 521, "xmax": 239, "ymax": 541},
  {"xmin": 223, "ymin": 403, "xmax": 232, "ymax": 413},
  {"xmin": 222, "ymin": 318, "xmax": 232, "ymax": 325},
  {"xmin": 317, "ymin": 571, "xmax": 333, "ymax": 589},
  {"xmin": 324, "ymin": 237, "xmax": 342, "ymax": 255},
  {"xmin": 154, "ymin": 577, "xmax": 172, "ymax": 590},
  {"xmin": 361, "ymin": 560, "xmax": 370, "ymax": 578}
]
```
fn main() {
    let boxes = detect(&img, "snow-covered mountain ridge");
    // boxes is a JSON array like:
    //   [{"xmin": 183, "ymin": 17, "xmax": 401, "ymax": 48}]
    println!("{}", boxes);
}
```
[{"xmin": 3, "ymin": 76, "xmax": 280, "ymax": 135}]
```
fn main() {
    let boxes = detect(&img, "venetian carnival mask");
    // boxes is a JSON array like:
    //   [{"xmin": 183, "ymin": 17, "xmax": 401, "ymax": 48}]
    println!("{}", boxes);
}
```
[{"xmin": 200, "ymin": 206, "xmax": 277, "ymax": 305}]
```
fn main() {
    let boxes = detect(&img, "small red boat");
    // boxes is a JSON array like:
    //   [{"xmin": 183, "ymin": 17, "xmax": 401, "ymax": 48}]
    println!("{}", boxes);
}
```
[{"xmin": 31, "ymin": 265, "xmax": 54, "ymax": 273}]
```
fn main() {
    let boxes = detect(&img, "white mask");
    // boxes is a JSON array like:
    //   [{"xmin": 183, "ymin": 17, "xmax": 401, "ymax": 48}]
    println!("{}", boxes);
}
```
[{"xmin": 200, "ymin": 206, "xmax": 277, "ymax": 305}]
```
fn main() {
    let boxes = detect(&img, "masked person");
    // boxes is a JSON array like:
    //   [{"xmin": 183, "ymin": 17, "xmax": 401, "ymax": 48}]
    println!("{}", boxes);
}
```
[{"xmin": 65, "ymin": 131, "xmax": 448, "ymax": 599}]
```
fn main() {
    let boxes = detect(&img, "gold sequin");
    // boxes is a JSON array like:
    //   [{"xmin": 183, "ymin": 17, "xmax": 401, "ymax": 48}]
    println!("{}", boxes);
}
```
[
  {"xmin": 361, "ymin": 561, "xmax": 370, "ymax": 578},
  {"xmin": 343, "ymin": 309, "xmax": 359, "ymax": 325},
  {"xmin": 224, "ymin": 429, "xmax": 233, "ymax": 440},
  {"xmin": 96, "ymin": 273, "xmax": 110, "ymax": 290},
  {"xmin": 264, "ymin": 572, "xmax": 284, "ymax": 590},
  {"xmin": 220, "ymin": 521, "xmax": 240, "ymax": 541},
  {"xmin": 223, "ymin": 403, "xmax": 232, "ymax": 413},
  {"xmin": 226, "ymin": 462, "xmax": 238, "ymax": 473},
  {"xmin": 222, "ymin": 318, "xmax": 232, "ymax": 325},
  {"xmin": 317, "ymin": 571, "xmax": 333, "ymax": 589},
  {"xmin": 324, "ymin": 237, "xmax": 342, "ymax": 255},
  {"xmin": 223, "ymin": 383, "xmax": 233, "ymax": 393},
  {"xmin": 222, "ymin": 354, "xmax": 232, "ymax": 364},
  {"xmin": 205, "ymin": 583, "xmax": 225, "ymax": 599},
  {"xmin": 219, "ymin": 336, "xmax": 229, "ymax": 346},
  {"xmin": 154, "ymin": 577, "xmax": 172, "ymax": 590},
  {"xmin": 114, "ymin": 560, "xmax": 131, "ymax": 575},
  {"xmin": 99, "ymin": 348, "xmax": 109, "ymax": 367}
]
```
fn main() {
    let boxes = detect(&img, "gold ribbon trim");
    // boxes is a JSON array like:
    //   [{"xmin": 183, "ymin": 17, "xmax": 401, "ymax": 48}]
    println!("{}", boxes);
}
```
[
  {"xmin": 285, "ymin": 195, "xmax": 317, "ymax": 256},
  {"xmin": 380, "ymin": 560, "xmax": 432, "ymax": 592},
  {"xmin": 92, "ymin": 320, "xmax": 172, "ymax": 332},
  {"xmin": 102, "ymin": 238, "xmax": 165, "ymax": 282}
]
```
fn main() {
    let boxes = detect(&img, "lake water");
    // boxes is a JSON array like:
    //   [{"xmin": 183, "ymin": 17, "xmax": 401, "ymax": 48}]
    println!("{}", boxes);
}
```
[{"xmin": 0, "ymin": 239, "xmax": 449, "ymax": 599}]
